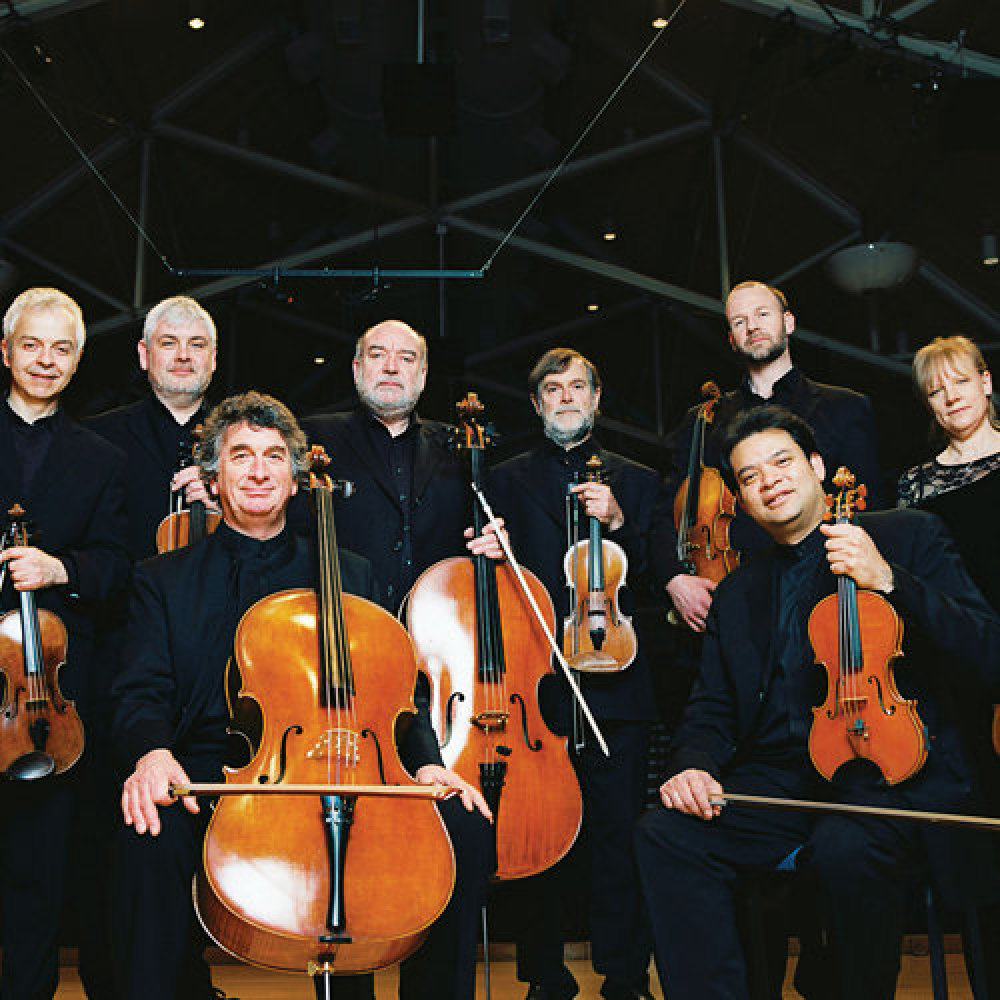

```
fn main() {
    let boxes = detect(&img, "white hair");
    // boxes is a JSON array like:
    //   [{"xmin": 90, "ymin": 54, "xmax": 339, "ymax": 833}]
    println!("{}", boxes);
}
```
[
  {"xmin": 142, "ymin": 295, "xmax": 217, "ymax": 346},
  {"xmin": 3, "ymin": 287, "xmax": 86, "ymax": 354}
]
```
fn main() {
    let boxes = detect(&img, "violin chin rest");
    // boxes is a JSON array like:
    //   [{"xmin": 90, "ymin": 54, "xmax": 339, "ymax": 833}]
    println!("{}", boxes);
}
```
[{"xmin": 4, "ymin": 751, "xmax": 55, "ymax": 782}]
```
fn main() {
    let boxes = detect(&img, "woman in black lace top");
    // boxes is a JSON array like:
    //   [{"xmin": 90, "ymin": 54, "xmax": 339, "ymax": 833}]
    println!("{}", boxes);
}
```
[{"xmin": 898, "ymin": 335, "xmax": 1000, "ymax": 612}]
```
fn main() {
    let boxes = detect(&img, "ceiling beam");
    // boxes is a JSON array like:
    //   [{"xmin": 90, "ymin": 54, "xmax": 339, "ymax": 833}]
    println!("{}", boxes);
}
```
[
  {"xmin": 448, "ymin": 214, "xmax": 911, "ymax": 375},
  {"xmin": 721, "ymin": 0, "xmax": 1000, "ymax": 79}
]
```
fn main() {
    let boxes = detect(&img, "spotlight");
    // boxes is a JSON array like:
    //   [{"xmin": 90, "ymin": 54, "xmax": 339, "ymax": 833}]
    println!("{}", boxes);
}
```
[
  {"xmin": 314, "ymin": 356, "xmax": 326, "ymax": 365},
  {"xmin": 188, "ymin": 1, "xmax": 205, "ymax": 30},
  {"xmin": 651, "ymin": 0, "xmax": 668, "ymax": 29},
  {"xmin": 586, "ymin": 298, "xmax": 600, "ymax": 313},
  {"xmin": 983, "ymin": 232, "xmax": 999, "ymax": 268},
  {"xmin": 602, "ymin": 218, "xmax": 617, "ymax": 241}
]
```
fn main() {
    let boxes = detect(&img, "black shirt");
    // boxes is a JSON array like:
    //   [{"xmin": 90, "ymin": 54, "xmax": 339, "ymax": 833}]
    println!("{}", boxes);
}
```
[{"xmin": 3, "ymin": 402, "xmax": 61, "ymax": 495}]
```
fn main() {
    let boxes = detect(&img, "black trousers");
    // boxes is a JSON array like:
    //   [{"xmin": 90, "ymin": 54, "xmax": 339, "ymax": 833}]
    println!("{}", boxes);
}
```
[
  {"xmin": 634, "ymin": 762, "xmax": 925, "ymax": 1000},
  {"xmin": 511, "ymin": 720, "xmax": 653, "ymax": 996},
  {"xmin": 0, "ymin": 773, "xmax": 76, "ymax": 1000},
  {"xmin": 110, "ymin": 794, "xmax": 492, "ymax": 1000}
]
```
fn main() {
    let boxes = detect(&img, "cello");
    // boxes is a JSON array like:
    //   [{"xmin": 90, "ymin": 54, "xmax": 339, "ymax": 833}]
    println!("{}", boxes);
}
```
[
  {"xmin": 0, "ymin": 504, "xmax": 84, "ymax": 780},
  {"xmin": 404, "ymin": 393, "xmax": 582, "ymax": 879},
  {"xmin": 193, "ymin": 447, "xmax": 455, "ymax": 979},
  {"xmin": 807, "ymin": 467, "xmax": 926, "ymax": 786},
  {"xmin": 156, "ymin": 431, "xmax": 221, "ymax": 553},
  {"xmin": 562, "ymin": 455, "xmax": 637, "ymax": 673},
  {"xmin": 672, "ymin": 381, "xmax": 740, "ymax": 586}
]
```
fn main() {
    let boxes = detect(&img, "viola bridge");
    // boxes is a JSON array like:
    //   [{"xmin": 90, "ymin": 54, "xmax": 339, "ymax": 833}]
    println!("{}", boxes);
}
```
[
  {"xmin": 306, "ymin": 728, "xmax": 360, "ymax": 764},
  {"xmin": 471, "ymin": 711, "xmax": 508, "ymax": 734}
]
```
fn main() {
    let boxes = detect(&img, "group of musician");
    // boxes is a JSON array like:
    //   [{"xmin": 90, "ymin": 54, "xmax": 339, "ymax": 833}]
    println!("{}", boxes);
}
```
[{"xmin": 0, "ymin": 279, "xmax": 998, "ymax": 1000}]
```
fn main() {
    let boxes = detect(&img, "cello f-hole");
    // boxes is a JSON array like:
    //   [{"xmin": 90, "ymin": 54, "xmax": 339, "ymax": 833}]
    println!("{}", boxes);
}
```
[
  {"xmin": 510, "ymin": 693, "xmax": 542, "ymax": 752},
  {"xmin": 360, "ymin": 727, "xmax": 387, "ymax": 784},
  {"xmin": 259, "ymin": 724, "xmax": 303, "ymax": 785},
  {"xmin": 441, "ymin": 691, "xmax": 466, "ymax": 748}
]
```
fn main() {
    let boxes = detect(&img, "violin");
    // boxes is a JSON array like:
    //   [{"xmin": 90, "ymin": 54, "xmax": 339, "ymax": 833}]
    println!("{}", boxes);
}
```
[
  {"xmin": 405, "ymin": 393, "xmax": 582, "ymax": 879},
  {"xmin": 194, "ymin": 448, "xmax": 455, "ymax": 977},
  {"xmin": 672, "ymin": 381, "xmax": 740, "ymax": 585},
  {"xmin": 562, "ymin": 455, "xmax": 637, "ymax": 673},
  {"xmin": 807, "ymin": 467, "xmax": 926, "ymax": 786},
  {"xmin": 155, "ymin": 430, "xmax": 220, "ymax": 553},
  {"xmin": 0, "ymin": 505, "xmax": 84, "ymax": 781}
]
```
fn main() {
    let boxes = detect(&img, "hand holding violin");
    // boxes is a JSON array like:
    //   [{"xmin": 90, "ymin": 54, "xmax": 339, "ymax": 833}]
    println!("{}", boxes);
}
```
[
  {"xmin": 171, "ymin": 465, "xmax": 220, "ymax": 513},
  {"xmin": 414, "ymin": 764, "xmax": 493, "ymax": 822},
  {"xmin": 570, "ymin": 481, "xmax": 624, "ymax": 532},
  {"xmin": 820, "ymin": 522, "xmax": 894, "ymax": 593},
  {"xmin": 122, "ymin": 747, "xmax": 199, "ymax": 837},
  {"xmin": 665, "ymin": 573, "xmax": 718, "ymax": 633},
  {"xmin": 658, "ymin": 767, "xmax": 723, "ymax": 821},
  {"xmin": 0, "ymin": 546, "xmax": 68, "ymax": 590}
]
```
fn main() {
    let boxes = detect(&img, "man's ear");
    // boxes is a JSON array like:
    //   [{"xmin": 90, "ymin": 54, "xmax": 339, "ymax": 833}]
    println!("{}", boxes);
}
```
[
  {"xmin": 137, "ymin": 339, "xmax": 149, "ymax": 372},
  {"xmin": 809, "ymin": 452, "xmax": 826, "ymax": 483},
  {"xmin": 783, "ymin": 310, "xmax": 796, "ymax": 337},
  {"xmin": 530, "ymin": 394, "xmax": 541, "ymax": 417}
]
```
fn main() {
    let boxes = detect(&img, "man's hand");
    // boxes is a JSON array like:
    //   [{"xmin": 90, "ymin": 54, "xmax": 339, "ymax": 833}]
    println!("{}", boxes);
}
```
[
  {"xmin": 172, "ymin": 465, "xmax": 219, "ymax": 513},
  {"xmin": 820, "ymin": 523, "xmax": 894, "ymax": 593},
  {"xmin": 415, "ymin": 763, "xmax": 493, "ymax": 822},
  {"xmin": 666, "ymin": 574, "xmax": 717, "ymax": 632},
  {"xmin": 570, "ymin": 482, "xmax": 624, "ymax": 533},
  {"xmin": 659, "ymin": 768, "xmax": 724, "ymax": 821},
  {"xmin": 464, "ymin": 517, "xmax": 506, "ymax": 562},
  {"xmin": 121, "ymin": 748, "xmax": 198, "ymax": 837},
  {"xmin": 0, "ymin": 547, "xmax": 68, "ymax": 591}
]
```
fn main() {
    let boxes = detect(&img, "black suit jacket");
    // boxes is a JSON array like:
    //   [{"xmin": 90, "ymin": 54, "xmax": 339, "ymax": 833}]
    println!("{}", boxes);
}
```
[
  {"xmin": 298, "ymin": 407, "xmax": 472, "ymax": 611},
  {"xmin": 669, "ymin": 509, "xmax": 1000, "ymax": 812},
  {"xmin": 0, "ymin": 411, "xmax": 129, "ymax": 719},
  {"xmin": 111, "ymin": 524, "xmax": 442, "ymax": 781},
  {"xmin": 652, "ymin": 366, "xmax": 882, "ymax": 588},
  {"xmin": 490, "ymin": 439, "xmax": 667, "ymax": 723},
  {"xmin": 86, "ymin": 395, "xmax": 205, "ymax": 562}
]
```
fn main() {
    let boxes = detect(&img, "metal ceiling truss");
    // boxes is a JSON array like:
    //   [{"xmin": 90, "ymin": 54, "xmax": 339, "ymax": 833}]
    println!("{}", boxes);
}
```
[{"xmin": 1, "ymin": 11, "xmax": 997, "ymax": 449}]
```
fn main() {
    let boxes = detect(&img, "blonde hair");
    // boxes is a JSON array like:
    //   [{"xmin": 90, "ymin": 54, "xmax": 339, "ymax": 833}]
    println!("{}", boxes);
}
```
[
  {"xmin": 3, "ymin": 287, "xmax": 86, "ymax": 354},
  {"xmin": 912, "ymin": 334, "xmax": 998, "ymax": 437}
]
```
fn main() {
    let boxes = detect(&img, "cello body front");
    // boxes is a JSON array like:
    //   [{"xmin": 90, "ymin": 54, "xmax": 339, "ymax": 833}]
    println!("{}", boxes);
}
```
[{"xmin": 195, "ymin": 590, "xmax": 455, "ymax": 974}]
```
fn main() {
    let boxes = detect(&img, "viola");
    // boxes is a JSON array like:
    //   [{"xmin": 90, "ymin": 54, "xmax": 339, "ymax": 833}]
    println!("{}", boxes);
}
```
[
  {"xmin": 672, "ymin": 381, "xmax": 740, "ymax": 586},
  {"xmin": 155, "ymin": 429, "xmax": 220, "ymax": 553},
  {"xmin": 404, "ymin": 392, "xmax": 582, "ymax": 879},
  {"xmin": 0, "ymin": 504, "xmax": 84, "ymax": 781},
  {"xmin": 807, "ymin": 467, "xmax": 926, "ymax": 786},
  {"xmin": 193, "ymin": 448, "xmax": 455, "ymax": 978},
  {"xmin": 562, "ymin": 455, "xmax": 637, "ymax": 673}
]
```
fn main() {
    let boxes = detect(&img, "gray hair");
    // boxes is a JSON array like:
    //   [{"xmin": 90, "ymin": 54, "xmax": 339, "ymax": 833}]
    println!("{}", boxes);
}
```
[
  {"xmin": 196, "ymin": 391, "xmax": 308, "ymax": 484},
  {"xmin": 353, "ymin": 319, "xmax": 427, "ymax": 365},
  {"xmin": 3, "ymin": 287, "xmax": 86, "ymax": 354},
  {"xmin": 143, "ymin": 295, "xmax": 217, "ymax": 346}
]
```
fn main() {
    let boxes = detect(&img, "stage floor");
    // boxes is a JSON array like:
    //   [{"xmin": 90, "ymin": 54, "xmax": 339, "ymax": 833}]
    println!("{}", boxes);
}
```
[{"xmin": 49, "ymin": 952, "xmax": 974, "ymax": 998}]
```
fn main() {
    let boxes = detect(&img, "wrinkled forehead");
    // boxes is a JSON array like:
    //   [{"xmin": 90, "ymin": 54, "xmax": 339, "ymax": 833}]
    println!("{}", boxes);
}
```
[
  {"xmin": 540, "ymin": 357, "xmax": 591, "ymax": 387},
  {"xmin": 359, "ymin": 322, "xmax": 426, "ymax": 361},
  {"xmin": 221, "ymin": 421, "xmax": 289, "ymax": 454},
  {"xmin": 725, "ymin": 284, "xmax": 785, "ymax": 321}
]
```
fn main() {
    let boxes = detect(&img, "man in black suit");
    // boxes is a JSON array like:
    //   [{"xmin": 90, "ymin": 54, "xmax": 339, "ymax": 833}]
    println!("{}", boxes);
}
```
[
  {"xmin": 635, "ymin": 405, "xmax": 1000, "ymax": 1000},
  {"xmin": 298, "ymin": 319, "xmax": 503, "ymax": 1000},
  {"xmin": 110, "ymin": 391, "xmax": 489, "ymax": 1000},
  {"xmin": 0, "ymin": 287, "xmax": 130, "ymax": 1000},
  {"xmin": 87, "ymin": 294, "xmax": 218, "ymax": 561},
  {"xmin": 657, "ymin": 281, "xmax": 881, "ymax": 636},
  {"xmin": 489, "ymin": 348, "xmax": 665, "ymax": 1000}
]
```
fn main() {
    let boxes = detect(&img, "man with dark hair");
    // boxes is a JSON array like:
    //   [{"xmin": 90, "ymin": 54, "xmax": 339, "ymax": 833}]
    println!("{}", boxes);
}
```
[
  {"xmin": 636, "ymin": 404, "xmax": 1000, "ymax": 1000},
  {"xmin": 489, "ymin": 347, "xmax": 666, "ymax": 1000},
  {"xmin": 656, "ymin": 281, "xmax": 881, "ymax": 636},
  {"xmin": 110, "ymin": 391, "xmax": 487, "ymax": 1000},
  {"xmin": 0, "ymin": 287, "xmax": 130, "ymax": 1000}
]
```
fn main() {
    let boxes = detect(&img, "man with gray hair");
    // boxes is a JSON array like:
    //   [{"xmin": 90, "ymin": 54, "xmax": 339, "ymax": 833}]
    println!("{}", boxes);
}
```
[
  {"xmin": 0, "ymin": 287, "xmax": 129, "ymax": 1000},
  {"xmin": 88, "ymin": 294, "xmax": 218, "ymax": 560}
]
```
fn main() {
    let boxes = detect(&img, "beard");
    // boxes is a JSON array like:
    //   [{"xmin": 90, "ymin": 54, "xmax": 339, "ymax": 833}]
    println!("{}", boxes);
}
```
[
  {"xmin": 733, "ymin": 332, "xmax": 788, "ymax": 367},
  {"xmin": 542, "ymin": 407, "xmax": 596, "ymax": 448},
  {"xmin": 356, "ymin": 380, "xmax": 422, "ymax": 422},
  {"xmin": 149, "ymin": 370, "xmax": 212, "ymax": 401}
]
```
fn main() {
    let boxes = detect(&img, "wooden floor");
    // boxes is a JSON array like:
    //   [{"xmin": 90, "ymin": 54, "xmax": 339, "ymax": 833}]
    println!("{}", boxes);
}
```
[{"xmin": 49, "ymin": 952, "xmax": 975, "ymax": 998}]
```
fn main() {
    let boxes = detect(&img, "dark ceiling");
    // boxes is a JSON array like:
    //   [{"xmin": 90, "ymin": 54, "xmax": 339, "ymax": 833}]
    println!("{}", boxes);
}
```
[{"xmin": 0, "ymin": 0, "xmax": 998, "ymax": 488}]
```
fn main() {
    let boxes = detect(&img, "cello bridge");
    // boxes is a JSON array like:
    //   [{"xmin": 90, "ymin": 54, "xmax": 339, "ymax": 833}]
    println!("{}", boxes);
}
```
[
  {"xmin": 306, "ymin": 728, "xmax": 360, "ymax": 764},
  {"xmin": 471, "ymin": 711, "xmax": 508, "ymax": 734}
]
